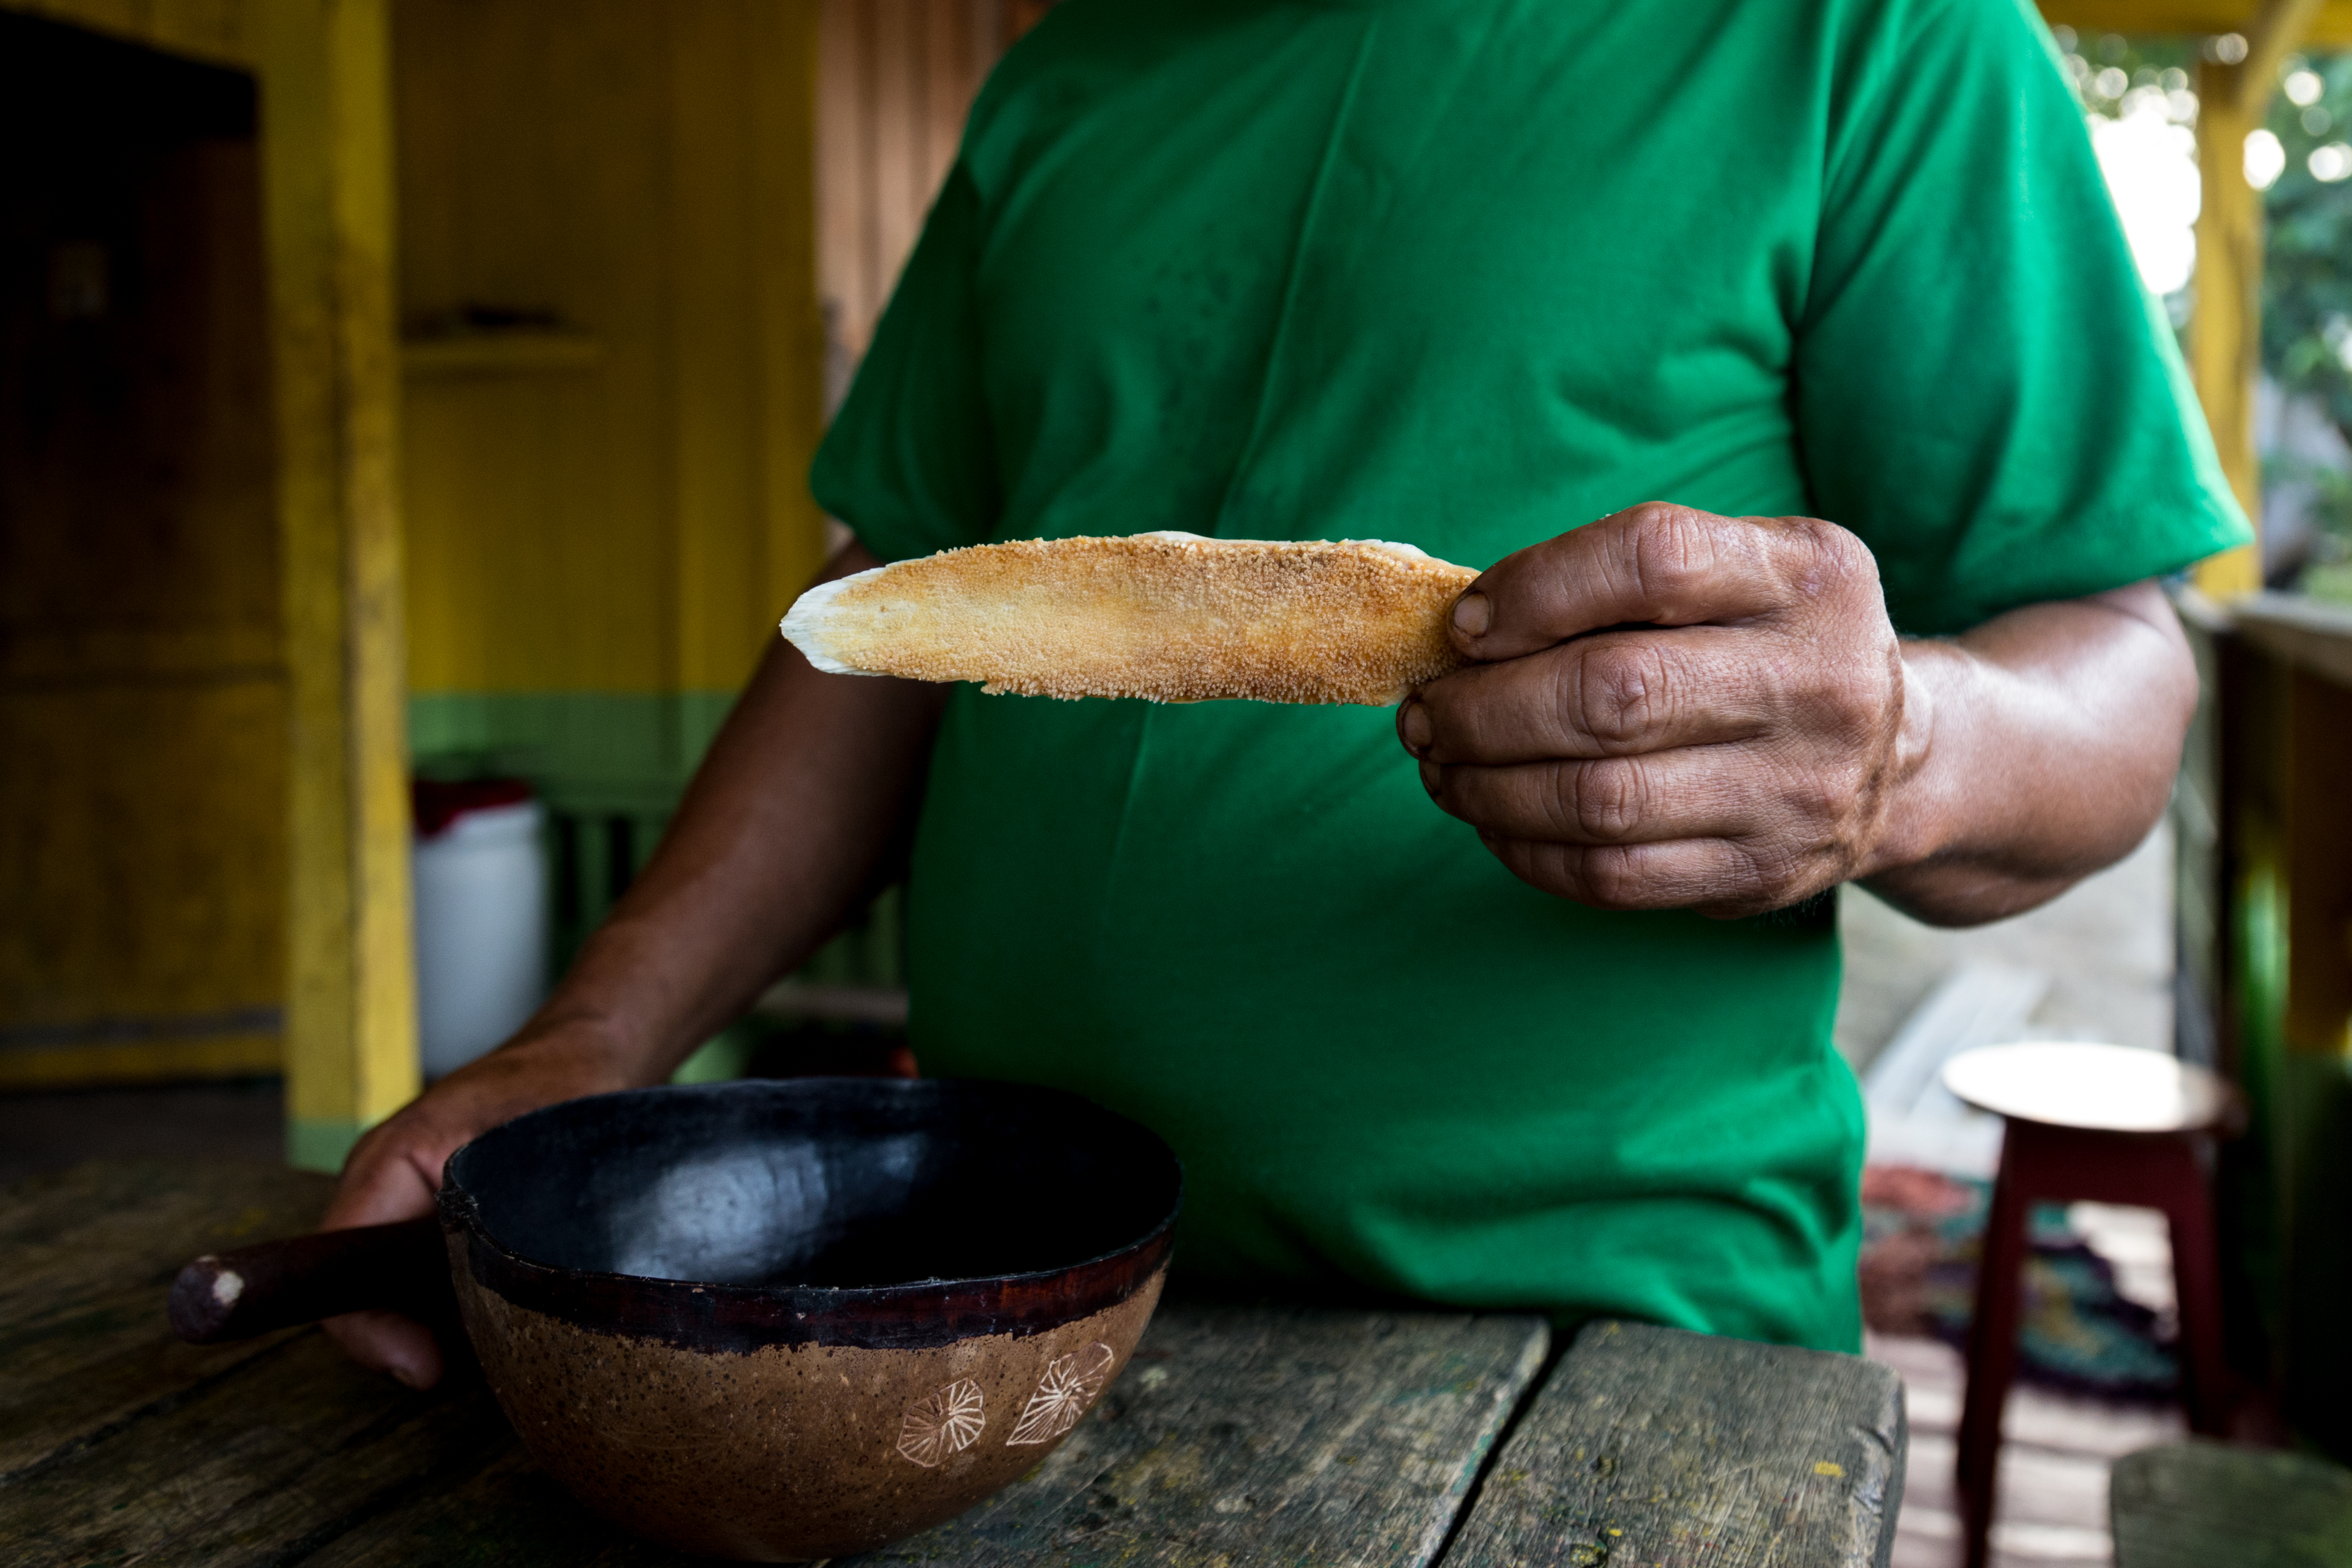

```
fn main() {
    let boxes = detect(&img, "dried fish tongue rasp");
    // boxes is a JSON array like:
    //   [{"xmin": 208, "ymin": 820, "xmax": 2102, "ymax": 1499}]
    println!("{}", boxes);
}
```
[{"xmin": 780, "ymin": 532, "xmax": 1481, "ymax": 706}]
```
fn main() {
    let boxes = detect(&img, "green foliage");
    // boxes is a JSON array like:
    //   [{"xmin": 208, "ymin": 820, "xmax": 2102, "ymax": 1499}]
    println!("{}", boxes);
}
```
[
  {"xmin": 2050, "ymin": 30, "xmax": 2201, "ymax": 326},
  {"xmin": 2259, "ymin": 51, "xmax": 2352, "ymax": 607},
  {"xmin": 2049, "ymin": 33, "xmax": 2352, "ymax": 588},
  {"xmin": 2260, "ymin": 55, "xmax": 2352, "ymax": 447},
  {"xmin": 2048, "ymin": 28, "xmax": 2198, "ymax": 108}
]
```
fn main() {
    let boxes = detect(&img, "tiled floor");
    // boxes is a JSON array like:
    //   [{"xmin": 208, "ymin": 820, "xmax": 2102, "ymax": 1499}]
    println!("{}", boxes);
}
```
[{"xmin": 1873, "ymin": 1332, "xmax": 2185, "ymax": 1568}]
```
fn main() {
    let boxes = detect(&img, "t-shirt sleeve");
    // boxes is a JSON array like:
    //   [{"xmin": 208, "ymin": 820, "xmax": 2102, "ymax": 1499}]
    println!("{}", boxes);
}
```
[
  {"xmin": 809, "ymin": 160, "xmax": 1000, "ymax": 563},
  {"xmin": 1797, "ymin": 0, "xmax": 2250, "ymax": 636}
]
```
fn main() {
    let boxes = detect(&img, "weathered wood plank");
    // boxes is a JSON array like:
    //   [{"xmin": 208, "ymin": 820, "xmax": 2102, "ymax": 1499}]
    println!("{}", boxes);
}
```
[
  {"xmin": 0, "ymin": 1159, "xmax": 334, "ymax": 1478},
  {"xmin": 2110, "ymin": 1440, "xmax": 2352, "ymax": 1568},
  {"xmin": 853, "ymin": 1301, "xmax": 1550, "ymax": 1567},
  {"xmin": 1438, "ymin": 1320, "xmax": 1904, "ymax": 1568},
  {"xmin": 0, "ymin": 1327, "xmax": 509, "ymax": 1567},
  {"xmin": 297, "ymin": 1301, "xmax": 1548, "ymax": 1568},
  {"xmin": 0, "ymin": 1159, "xmax": 332, "ymax": 1324},
  {"xmin": 291, "ymin": 1444, "xmax": 698, "ymax": 1568},
  {"xmin": 2, "ymin": 1161, "xmax": 1545, "ymax": 1568}
]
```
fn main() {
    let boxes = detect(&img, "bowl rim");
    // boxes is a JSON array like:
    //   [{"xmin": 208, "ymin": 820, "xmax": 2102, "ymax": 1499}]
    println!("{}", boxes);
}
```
[{"xmin": 435, "ymin": 1077, "xmax": 1182, "ymax": 1352}]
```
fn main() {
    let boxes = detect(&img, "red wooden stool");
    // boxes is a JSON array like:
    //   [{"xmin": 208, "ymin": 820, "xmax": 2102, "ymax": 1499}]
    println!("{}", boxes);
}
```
[{"xmin": 1940, "ymin": 1042, "xmax": 2240, "ymax": 1568}]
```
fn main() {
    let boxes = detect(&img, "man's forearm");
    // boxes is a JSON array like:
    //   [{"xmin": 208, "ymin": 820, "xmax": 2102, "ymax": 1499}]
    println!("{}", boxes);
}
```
[
  {"xmin": 1859, "ymin": 580, "xmax": 2195, "ymax": 926},
  {"xmin": 519, "ymin": 542, "xmax": 950, "ymax": 1082}
]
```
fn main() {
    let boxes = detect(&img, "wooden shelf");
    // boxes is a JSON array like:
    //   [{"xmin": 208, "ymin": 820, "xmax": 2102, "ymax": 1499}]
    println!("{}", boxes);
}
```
[{"xmin": 400, "ymin": 329, "xmax": 606, "ymax": 379}]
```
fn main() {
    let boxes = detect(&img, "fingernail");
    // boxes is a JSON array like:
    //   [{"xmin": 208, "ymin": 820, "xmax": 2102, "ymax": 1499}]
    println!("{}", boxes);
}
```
[
  {"xmin": 1453, "ymin": 591, "xmax": 1490, "ymax": 637},
  {"xmin": 1419, "ymin": 758, "xmax": 1442, "ymax": 796},
  {"xmin": 1400, "ymin": 698, "xmax": 1433, "ymax": 752}
]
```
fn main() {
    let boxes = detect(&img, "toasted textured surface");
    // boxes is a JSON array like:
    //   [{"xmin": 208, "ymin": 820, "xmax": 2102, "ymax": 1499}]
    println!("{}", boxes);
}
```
[{"xmin": 781, "ymin": 534, "xmax": 1480, "ymax": 705}]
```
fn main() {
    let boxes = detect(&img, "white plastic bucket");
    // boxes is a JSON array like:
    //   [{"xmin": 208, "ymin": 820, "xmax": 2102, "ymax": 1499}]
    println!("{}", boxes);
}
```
[{"xmin": 412, "ymin": 797, "xmax": 548, "ymax": 1079}]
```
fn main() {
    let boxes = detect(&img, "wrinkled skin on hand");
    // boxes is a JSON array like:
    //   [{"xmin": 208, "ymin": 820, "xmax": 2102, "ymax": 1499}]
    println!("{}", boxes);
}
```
[
  {"xmin": 318, "ymin": 1027, "xmax": 633, "ymax": 1388},
  {"xmin": 1398, "ymin": 502, "xmax": 1923, "ymax": 919}
]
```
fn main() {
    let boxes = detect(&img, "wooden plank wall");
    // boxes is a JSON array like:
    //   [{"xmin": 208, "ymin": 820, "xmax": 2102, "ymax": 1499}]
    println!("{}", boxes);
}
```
[
  {"xmin": 390, "ymin": 0, "xmax": 823, "ymax": 705},
  {"xmin": 816, "ymin": 0, "xmax": 1060, "ymax": 387},
  {"xmin": 395, "ymin": 0, "xmax": 830, "ymax": 984},
  {"xmin": 817, "ymin": 0, "xmax": 1000, "ymax": 381},
  {"xmin": 400, "ymin": 0, "xmax": 1036, "ymax": 976},
  {"xmin": 398, "ymin": 0, "xmax": 829, "ymax": 714}
]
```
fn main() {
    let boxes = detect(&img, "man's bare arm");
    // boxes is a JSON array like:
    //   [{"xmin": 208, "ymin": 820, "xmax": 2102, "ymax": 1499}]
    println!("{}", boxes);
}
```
[
  {"xmin": 1855, "ymin": 581, "xmax": 2192, "ymax": 923},
  {"xmin": 322, "ymin": 541, "xmax": 946, "ymax": 1386}
]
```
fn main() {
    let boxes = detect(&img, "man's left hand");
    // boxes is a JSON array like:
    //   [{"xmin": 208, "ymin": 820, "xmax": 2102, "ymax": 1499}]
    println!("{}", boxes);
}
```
[{"xmin": 1397, "ymin": 502, "xmax": 1920, "ymax": 919}]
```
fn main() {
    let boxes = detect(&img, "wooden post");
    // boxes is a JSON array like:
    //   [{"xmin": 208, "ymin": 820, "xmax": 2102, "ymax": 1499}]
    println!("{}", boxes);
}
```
[
  {"xmin": 253, "ymin": 0, "xmax": 418, "ymax": 1171},
  {"xmin": 2190, "ymin": 0, "xmax": 2325, "ymax": 599},
  {"xmin": 2192, "ymin": 58, "xmax": 2264, "ymax": 599}
]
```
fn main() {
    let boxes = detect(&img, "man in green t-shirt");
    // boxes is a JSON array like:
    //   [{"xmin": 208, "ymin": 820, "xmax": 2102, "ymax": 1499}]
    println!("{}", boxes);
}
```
[{"xmin": 327, "ymin": 0, "xmax": 2246, "ymax": 1387}]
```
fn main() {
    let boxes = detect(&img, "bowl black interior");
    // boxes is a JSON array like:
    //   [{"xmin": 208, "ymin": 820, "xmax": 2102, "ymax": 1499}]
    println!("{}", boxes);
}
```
[{"xmin": 444, "ymin": 1078, "xmax": 1181, "ymax": 1291}]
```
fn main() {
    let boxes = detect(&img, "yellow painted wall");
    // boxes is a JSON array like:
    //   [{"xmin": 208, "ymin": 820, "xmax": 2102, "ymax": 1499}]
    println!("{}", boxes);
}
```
[{"xmin": 396, "ymin": 0, "xmax": 828, "ymax": 705}]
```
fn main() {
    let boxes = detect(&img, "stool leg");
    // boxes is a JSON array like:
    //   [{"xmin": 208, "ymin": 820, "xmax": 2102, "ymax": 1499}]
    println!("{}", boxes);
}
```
[
  {"xmin": 2153, "ymin": 1135, "xmax": 2231, "ymax": 1435},
  {"xmin": 1958, "ymin": 1124, "xmax": 2033, "ymax": 1568}
]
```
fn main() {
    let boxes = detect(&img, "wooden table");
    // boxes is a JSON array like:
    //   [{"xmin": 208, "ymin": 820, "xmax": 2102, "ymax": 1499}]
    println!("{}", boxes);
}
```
[{"xmin": 2, "ymin": 1161, "xmax": 1907, "ymax": 1566}]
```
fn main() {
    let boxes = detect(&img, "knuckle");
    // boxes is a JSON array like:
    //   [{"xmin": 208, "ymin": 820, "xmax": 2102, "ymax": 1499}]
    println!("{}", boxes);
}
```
[
  {"xmin": 1732, "ymin": 837, "xmax": 1789, "ymax": 892},
  {"xmin": 1782, "ymin": 516, "xmax": 1877, "ymax": 600},
  {"xmin": 1626, "ymin": 508, "xmax": 1715, "ymax": 605},
  {"xmin": 1731, "ymin": 826, "xmax": 1821, "ymax": 904},
  {"xmin": 1558, "ymin": 759, "xmax": 1648, "ymax": 842},
  {"xmin": 1571, "ymin": 642, "xmax": 1668, "ymax": 748},
  {"xmin": 1567, "ymin": 845, "xmax": 1644, "ymax": 909}
]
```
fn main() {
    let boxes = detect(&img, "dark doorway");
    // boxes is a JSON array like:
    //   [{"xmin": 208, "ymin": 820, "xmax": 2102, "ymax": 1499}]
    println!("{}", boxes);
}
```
[{"xmin": 0, "ymin": 13, "xmax": 285, "ymax": 1089}]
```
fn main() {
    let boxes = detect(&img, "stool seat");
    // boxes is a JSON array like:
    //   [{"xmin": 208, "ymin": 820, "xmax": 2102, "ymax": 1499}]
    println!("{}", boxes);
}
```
[{"xmin": 1941, "ymin": 1041, "xmax": 2234, "ymax": 1134}]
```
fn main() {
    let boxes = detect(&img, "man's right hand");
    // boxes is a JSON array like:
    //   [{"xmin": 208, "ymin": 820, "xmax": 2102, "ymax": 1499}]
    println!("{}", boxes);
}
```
[{"xmin": 318, "ymin": 1025, "xmax": 634, "ymax": 1388}]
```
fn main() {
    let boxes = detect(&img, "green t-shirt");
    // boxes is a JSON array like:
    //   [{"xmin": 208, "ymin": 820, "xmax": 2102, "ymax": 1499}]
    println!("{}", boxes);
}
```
[{"xmin": 811, "ymin": 0, "xmax": 2247, "ymax": 1349}]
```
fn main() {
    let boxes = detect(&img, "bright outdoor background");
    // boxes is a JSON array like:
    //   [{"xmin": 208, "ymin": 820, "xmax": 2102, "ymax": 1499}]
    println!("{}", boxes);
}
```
[{"xmin": 2068, "ymin": 25, "xmax": 2352, "ymax": 596}]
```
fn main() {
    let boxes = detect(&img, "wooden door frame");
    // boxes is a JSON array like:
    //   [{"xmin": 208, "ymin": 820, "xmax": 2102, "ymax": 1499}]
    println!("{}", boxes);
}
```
[{"xmin": 4, "ymin": 0, "xmax": 418, "ymax": 1168}]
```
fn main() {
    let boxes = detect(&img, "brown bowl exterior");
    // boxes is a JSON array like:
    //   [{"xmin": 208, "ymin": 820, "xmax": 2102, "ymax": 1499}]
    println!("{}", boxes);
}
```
[
  {"xmin": 451, "ymin": 1236, "xmax": 1166, "ymax": 1561},
  {"xmin": 434, "ymin": 1079, "xmax": 1180, "ymax": 1560}
]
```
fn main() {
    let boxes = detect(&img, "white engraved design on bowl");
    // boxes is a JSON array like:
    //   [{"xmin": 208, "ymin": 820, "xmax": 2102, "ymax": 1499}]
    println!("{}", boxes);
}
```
[
  {"xmin": 1007, "ymin": 1341, "xmax": 1117, "ymax": 1446},
  {"xmin": 897, "ymin": 1377, "xmax": 986, "ymax": 1468}
]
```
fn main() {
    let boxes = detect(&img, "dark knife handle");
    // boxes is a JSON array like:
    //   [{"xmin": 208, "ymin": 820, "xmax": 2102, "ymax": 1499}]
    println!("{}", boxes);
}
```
[{"xmin": 169, "ymin": 1216, "xmax": 452, "ymax": 1343}]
